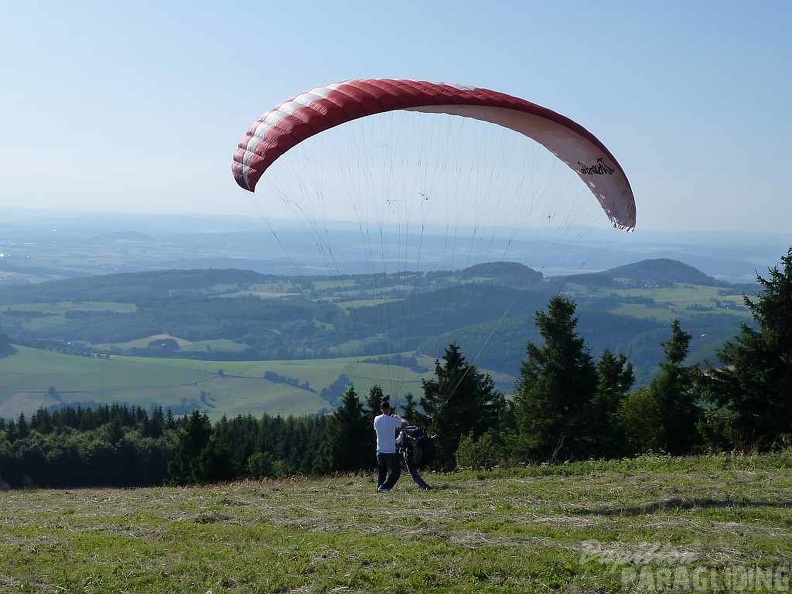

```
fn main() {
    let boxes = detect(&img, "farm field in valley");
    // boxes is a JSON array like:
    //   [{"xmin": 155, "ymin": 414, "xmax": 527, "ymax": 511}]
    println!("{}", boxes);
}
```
[{"xmin": 0, "ymin": 347, "xmax": 438, "ymax": 418}]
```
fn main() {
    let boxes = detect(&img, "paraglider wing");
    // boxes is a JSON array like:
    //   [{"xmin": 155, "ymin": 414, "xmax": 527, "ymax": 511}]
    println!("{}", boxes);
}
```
[{"xmin": 232, "ymin": 79, "xmax": 636, "ymax": 230}]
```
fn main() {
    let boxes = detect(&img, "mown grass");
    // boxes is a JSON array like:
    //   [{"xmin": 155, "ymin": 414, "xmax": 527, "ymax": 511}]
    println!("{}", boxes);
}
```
[{"xmin": 1, "ymin": 452, "xmax": 790, "ymax": 593}]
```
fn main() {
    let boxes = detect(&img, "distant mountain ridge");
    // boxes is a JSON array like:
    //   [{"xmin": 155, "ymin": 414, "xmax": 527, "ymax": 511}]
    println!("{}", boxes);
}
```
[
  {"xmin": 463, "ymin": 262, "xmax": 543, "ymax": 287},
  {"xmin": 0, "ymin": 269, "xmax": 275, "ymax": 305},
  {"xmin": 558, "ymin": 258, "xmax": 729, "ymax": 288},
  {"xmin": 0, "ymin": 259, "xmax": 734, "ymax": 305},
  {"xmin": 606, "ymin": 258, "xmax": 729, "ymax": 285}
]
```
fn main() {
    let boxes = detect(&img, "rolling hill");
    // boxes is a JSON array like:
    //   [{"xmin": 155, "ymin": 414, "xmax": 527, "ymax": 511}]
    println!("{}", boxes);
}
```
[
  {"xmin": 0, "ymin": 258, "xmax": 757, "ymax": 418},
  {"xmin": 558, "ymin": 258, "xmax": 731, "ymax": 288}
]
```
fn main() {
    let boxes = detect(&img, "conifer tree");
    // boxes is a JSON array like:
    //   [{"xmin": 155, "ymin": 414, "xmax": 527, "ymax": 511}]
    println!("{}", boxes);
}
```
[
  {"xmin": 591, "ymin": 349, "xmax": 634, "ymax": 457},
  {"xmin": 703, "ymin": 248, "xmax": 792, "ymax": 449},
  {"xmin": 421, "ymin": 343, "xmax": 504, "ymax": 471},
  {"xmin": 513, "ymin": 296, "xmax": 598, "ymax": 461},
  {"xmin": 168, "ymin": 410, "xmax": 213, "ymax": 484},
  {"xmin": 363, "ymin": 385, "xmax": 385, "ymax": 458},
  {"xmin": 365, "ymin": 385, "xmax": 384, "ymax": 416},
  {"xmin": 401, "ymin": 393, "xmax": 419, "ymax": 424},
  {"xmin": 327, "ymin": 385, "xmax": 370, "ymax": 471},
  {"xmin": 653, "ymin": 320, "xmax": 701, "ymax": 454},
  {"xmin": 196, "ymin": 433, "xmax": 234, "ymax": 483},
  {"xmin": 618, "ymin": 320, "xmax": 700, "ymax": 455},
  {"xmin": 15, "ymin": 413, "xmax": 28, "ymax": 440}
]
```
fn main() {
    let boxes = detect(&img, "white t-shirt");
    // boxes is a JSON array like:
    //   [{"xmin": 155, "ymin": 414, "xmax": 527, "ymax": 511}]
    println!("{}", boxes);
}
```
[{"xmin": 374, "ymin": 414, "xmax": 403, "ymax": 454}]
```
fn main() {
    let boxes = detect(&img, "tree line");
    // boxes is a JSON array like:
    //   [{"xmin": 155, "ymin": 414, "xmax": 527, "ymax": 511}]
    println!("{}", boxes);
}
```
[{"xmin": 0, "ymin": 249, "xmax": 790, "ymax": 488}]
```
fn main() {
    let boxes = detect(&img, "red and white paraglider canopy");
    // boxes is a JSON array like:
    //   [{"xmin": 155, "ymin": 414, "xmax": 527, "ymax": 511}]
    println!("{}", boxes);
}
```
[{"xmin": 232, "ymin": 79, "xmax": 635, "ymax": 230}]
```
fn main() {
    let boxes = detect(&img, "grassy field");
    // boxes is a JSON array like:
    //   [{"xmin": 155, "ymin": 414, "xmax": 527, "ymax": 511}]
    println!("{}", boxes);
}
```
[
  {"xmin": 3, "ymin": 301, "xmax": 138, "ymax": 314},
  {"xmin": 595, "ymin": 285, "xmax": 751, "ymax": 322},
  {"xmin": 1, "ymin": 452, "xmax": 790, "ymax": 592},
  {"xmin": 222, "ymin": 282, "xmax": 302, "ymax": 299},
  {"xmin": 95, "ymin": 336, "xmax": 251, "ymax": 353},
  {"xmin": 0, "ymin": 347, "xmax": 439, "ymax": 419}
]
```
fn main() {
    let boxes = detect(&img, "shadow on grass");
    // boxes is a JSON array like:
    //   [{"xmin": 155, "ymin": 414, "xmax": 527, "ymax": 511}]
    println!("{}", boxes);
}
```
[{"xmin": 572, "ymin": 497, "xmax": 792, "ymax": 516}]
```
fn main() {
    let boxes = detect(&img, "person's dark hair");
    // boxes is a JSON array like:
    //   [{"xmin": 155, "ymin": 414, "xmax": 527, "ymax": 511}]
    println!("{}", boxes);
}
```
[{"xmin": 381, "ymin": 398, "xmax": 391, "ymax": 411}]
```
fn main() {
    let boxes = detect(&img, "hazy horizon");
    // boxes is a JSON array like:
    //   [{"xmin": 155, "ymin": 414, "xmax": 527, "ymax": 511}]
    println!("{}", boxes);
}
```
[{"xmin": 1, "ymin": 208, "xmax": 788, "ymax": 284}]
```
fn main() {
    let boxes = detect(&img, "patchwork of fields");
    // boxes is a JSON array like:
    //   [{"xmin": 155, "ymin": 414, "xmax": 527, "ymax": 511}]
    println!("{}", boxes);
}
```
[
  {"xmin": 0, "ymin": 276, "xmax": 753, "ymax": 419},
  {"xmin": 0, "ymin": 347, "xmax": 439, "ymax": 418}
]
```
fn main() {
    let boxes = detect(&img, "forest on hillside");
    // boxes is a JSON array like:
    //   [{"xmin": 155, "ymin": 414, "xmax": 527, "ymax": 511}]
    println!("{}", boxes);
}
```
[
  {"xmin": 0, "ymin": 258, "xmax": 755, "ymax": 383},
  {"xmin": 0, "ymin": 249, "xmax": 788, "ymax": 490}
]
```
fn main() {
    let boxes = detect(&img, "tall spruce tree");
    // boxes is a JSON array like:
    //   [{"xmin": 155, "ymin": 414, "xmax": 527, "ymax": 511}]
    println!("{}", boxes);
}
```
[
  {"xmin": 620, "ymin": 320, "xmax": 700, "ymax": 455},
  {"xmin": 591, "ymin": 349, "xmax": 634, "ymax": 457},
  {"xmin": 401, "ymin": 393, "xmax": 419, "ymax": 424},
  {"xmin": 326, "ymin": 385, "xmax": 370, "ymax": 471},
  {"xmin": 196, "ymin": 433, "xmax": 235, "ymax": 483},
  {"xmin": 421, "ymin": 343, "xmax": 504, "ymax": 471},
  {"xmin": 653, "ymin": 320, "xmax": 701, "ymax": 454},
  {"xmin": 363, "ymin": 385, "xmax": 385, "ymax": 458},
  {"xmin": 168, "ymin": 410, "xmax": 213, "ymax": 484},
  {"xmin": 703, "ymin": 248, "xmax": 792, "ymax": 449},
  {"xmin": 366, "ymin": 385, "xmax": 384, "ymax": 416},
  {"xmin": 513, "ymin": 296, "xmax": 598, "ymax": 461}
]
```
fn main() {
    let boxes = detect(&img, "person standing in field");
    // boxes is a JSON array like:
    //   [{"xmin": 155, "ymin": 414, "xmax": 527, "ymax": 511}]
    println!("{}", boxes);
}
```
[{"xmin": 373, "ymin": 398, "xmax": 407, "ymax": 493}]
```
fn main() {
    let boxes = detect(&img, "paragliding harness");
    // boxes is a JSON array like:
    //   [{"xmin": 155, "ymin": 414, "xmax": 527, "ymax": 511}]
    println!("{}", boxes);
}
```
[{"xmin": 396, "ymin": 425, "xmax": 435, "ymax": 490}]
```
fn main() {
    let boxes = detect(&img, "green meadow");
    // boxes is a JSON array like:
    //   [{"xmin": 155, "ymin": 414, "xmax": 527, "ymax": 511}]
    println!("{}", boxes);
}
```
[
  {"xmin": 0, "ymin": 347, "xmax": 438, "ymax": 419},
  {"xmin": 3, "ymin": 302, "xmax": 137, "ymax": 315},
  {"xmin": 1, "ymin": 452, "xmax": 790, "ymax": 592},
  {"xmin": 600, "ymin": 285, "xmax": 750, "ymax": 322}
]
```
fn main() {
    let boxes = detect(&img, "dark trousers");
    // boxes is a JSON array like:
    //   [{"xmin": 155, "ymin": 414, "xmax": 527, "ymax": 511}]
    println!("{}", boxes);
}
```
[{"xmin": 377, "ymin": 452, "xmax": 401, "ymax": 489}]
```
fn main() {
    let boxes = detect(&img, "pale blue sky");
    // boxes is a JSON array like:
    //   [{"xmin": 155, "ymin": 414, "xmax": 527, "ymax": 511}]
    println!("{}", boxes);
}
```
[{"xmin": 1, "ymin": 0, "xmax": 790, "ymax": 232}]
